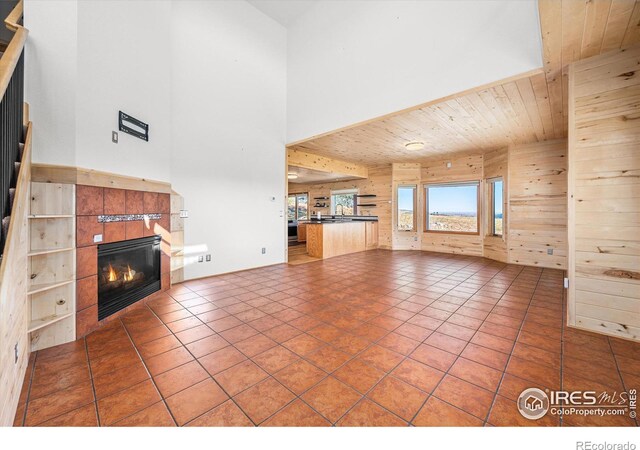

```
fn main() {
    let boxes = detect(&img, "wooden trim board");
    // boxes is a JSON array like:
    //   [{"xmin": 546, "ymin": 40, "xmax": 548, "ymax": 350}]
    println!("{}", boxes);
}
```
[{"xmin": 31, "ymin": 164, "xmax": 172, "ymax": 193}]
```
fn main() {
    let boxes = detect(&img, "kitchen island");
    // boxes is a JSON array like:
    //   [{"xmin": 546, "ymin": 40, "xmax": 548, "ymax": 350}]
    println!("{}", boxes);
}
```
[{"xmin": 305, "ymin": 219, "xmax": 378, "ymax": 259}]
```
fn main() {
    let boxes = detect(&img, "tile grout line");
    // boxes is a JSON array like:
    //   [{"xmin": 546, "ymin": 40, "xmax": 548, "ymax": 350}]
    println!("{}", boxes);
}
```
[{"xmin": 83, "ymin": 337, "xmax": 102, "ymax": 426}]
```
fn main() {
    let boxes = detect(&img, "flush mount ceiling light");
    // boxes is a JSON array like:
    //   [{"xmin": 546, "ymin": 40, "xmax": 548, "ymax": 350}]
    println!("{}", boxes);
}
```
[
  {"xmin": 287, "ymin": 172, "xmax": 298, "ymax": 180},
  {"xmin": 404, "ymin": 141, "xmax": 425, "ymax": 151}
]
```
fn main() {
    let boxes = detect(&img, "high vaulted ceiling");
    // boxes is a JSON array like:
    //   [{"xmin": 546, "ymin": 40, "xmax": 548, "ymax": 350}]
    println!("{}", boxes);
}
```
[
  {"xmin": 247, "ymin": 0, "xmax": 318, "ymax": 27},
  {"xmin": 287, "ymin": 0, "xmax": 640, "ymax": 166}
]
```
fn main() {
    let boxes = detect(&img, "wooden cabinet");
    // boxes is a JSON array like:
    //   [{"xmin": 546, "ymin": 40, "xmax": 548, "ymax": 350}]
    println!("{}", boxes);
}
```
[
  {"xmin": 365, "ymin": 221, "xmax": 379, "ymax": 250},
  {"xmin": 297, "ymin": 222, "xmax": 307, "ymax": 242}
]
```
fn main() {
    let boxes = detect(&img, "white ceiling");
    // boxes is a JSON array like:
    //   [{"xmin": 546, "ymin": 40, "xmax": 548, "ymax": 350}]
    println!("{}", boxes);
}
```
[{"xmin": 247, "ymin": 0, "xmax": 318, "ymax": 27}]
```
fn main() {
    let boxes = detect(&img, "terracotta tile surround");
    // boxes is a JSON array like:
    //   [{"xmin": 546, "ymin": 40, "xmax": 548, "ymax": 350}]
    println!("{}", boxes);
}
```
[
  {"xmin": 14, "ymin": 250, "xmax": 640, "ymax": 427},
  {"xmin": 75, "ymin": 185, "xmax": 171, "ymax": 338}
]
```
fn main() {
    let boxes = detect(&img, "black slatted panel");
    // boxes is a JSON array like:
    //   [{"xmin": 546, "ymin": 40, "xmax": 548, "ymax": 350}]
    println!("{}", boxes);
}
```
[{"xmin": 0, "ymin": 49, "xmax": 24, "ymax": 255}]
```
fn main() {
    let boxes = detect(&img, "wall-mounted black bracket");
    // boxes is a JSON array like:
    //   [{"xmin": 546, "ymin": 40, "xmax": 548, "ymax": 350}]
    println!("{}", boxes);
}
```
[{"xmin": 119, "ymin": 111, "xmax": 149, "ymax": 141}]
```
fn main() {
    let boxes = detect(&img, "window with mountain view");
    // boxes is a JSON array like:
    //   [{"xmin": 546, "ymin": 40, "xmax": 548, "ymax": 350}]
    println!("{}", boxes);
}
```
[
  {"xmin": 489, "ymin": 178, "xmax": 503, "ymax": 236},
  {"xmin": 397, "ymin": 185, "xmax": 416, "ymax": 231},
  {"xmin": 287, "ymin": 193, "xmax": 308, "ymax": 220},
  {"xmin": 425, "ymin": 182, "xmax": 479, "ymax": 234},
  {"xmin": 331, "ymin": 189, "xmax": 357, "ymax": 215}
]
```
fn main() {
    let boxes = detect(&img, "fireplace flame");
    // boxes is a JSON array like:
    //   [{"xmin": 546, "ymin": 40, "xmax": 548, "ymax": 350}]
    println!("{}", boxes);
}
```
[
  {"xmin": 124, "ymin": 265, "xmax": 134, "ymax": 282},
  {"xmin": 107, "ymin": 264, "xmax": 117, "ymax": 282}
]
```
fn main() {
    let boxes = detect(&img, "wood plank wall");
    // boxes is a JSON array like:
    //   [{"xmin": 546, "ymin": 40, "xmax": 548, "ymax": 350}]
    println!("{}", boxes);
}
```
[
  {"xmin": 288, "ymin": 165, "xmax": 393, "ymax": 249},
  {"xmin": 0, "ymin": 125, "xmax": 31, "ymax": 426},
  {"xmin": 483, "ymin": 148, "xmax": 508, "ymax": 263},
  {"xmin": 568, "ymin": 45, "xmax": 640, "ymax": 341},
  {"xmin": 508, "ymin": 140, "xmax": 568, "ymax": 269},
  {"xmin": 420, "ymin": 154, "xmax": 484, "ymax": 256}
]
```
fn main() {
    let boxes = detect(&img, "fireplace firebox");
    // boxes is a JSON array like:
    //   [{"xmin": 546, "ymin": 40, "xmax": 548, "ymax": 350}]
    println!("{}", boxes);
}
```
[{"xmin": 97, "ymin": 235, "xmax": 161, "ymax": 321}]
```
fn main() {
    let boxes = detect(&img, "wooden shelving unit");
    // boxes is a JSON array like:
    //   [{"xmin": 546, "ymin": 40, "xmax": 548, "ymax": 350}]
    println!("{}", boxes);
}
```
[{"xmin": 27, "ymin": 182, "xmax": 76, "ymax": 351}]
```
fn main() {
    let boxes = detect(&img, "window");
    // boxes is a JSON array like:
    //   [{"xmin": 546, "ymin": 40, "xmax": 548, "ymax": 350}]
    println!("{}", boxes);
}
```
[
  {"xmin": 331, "ymin": 189, "xmax": 357, "ymax": 215},
  {"xmin": 425, "ymin": 182, "xmax": 479, "ymax": 234},
  {"xmin": 397, "ymin": 185, "xmax": 416, "ymax": 231},
  {"xmin": 287, "ymin": 193, "xmax": 308, "ymax": 221},
  {"xmin": 488, "ymin": 178, "xmax": 503, "ymax": 236}
]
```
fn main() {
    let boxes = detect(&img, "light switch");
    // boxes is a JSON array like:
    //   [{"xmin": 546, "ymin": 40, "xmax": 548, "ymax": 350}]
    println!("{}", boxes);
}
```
[
  {"xmin": 93, "ymin": 234, "xmax": 103, "ymax": 243},
  {"xmin": 180, "ymin": 210, "xmax": 189, "ymax": 218}
]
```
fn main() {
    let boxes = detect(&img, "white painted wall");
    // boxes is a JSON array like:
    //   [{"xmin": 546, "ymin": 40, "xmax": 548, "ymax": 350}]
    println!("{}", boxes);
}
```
[
  {"xmin": 25, "ymin": 0, "xmax": 78, "ymax": 166},
  {"xmin": 75, "ymin": 0, "xmax": 172, "ymax": 182},
  {"xmin": 286, "ymin": 0, "xmax": 543, "ymax": 143},
  {"xmin": 171, "ymin": 0, "xmax": 287, "ymax": 278}
]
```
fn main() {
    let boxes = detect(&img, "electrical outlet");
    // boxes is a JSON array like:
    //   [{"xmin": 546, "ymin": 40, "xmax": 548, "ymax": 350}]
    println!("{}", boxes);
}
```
[
  {"xmin": 564, "ymin": 277, "xmax": 569, "ymax": 289},
  {"xmin": 93, "ymin": 234, "xmax": 103, "ymax": 243},
  {"xmin": 14, "ymin": 343, "xmax": 18, "ymax": 364},
  {"xmin": 198, "ymin": 256, "xmax": 204, "ymax": 263},
  {"xmin": 205, "ymin": 254, "xmax": 211, "ymax": 262},
  {"xmin": 261, "ymin": 247, "xmax": 266, "ymax": 254},
  {"xmin": 180, "ymin": 210, "xmax": 189, "ymax": 218},
  {"xmin": 112, "ymin": 131, "xmax": 118, "ymax": 143},
  {"xmin": 547, "ymin": 248, "xmax": 554, "ymax": 255}
]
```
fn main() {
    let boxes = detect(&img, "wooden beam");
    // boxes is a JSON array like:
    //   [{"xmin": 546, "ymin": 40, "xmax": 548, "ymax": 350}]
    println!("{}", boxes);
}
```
[
  {"xmin": 287, "ymin": 149, "xmax": 369, "ymax": 179},
  {"xmin": 31, "ymin": 164, "xmax": 172, "ymax": 193}
]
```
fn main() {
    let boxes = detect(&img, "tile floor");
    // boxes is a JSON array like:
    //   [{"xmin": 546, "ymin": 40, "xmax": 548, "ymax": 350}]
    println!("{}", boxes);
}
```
[{"xmin": 13, "ymin": 250, "xmax": 640, "ymax": 427}]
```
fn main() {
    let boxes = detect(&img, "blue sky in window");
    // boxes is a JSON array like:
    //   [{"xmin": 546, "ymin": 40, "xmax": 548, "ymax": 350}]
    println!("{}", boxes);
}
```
[
  {"xmin": 398, "ymin": 188, "xmax": 414, "ymax": 210},
  {"xmin": 428, "ymin": 185, "xmax": 477, "ymax": 214},
  {"xmin": 494, "ymin": 181, "xmax": 503, "ymax": 215}
]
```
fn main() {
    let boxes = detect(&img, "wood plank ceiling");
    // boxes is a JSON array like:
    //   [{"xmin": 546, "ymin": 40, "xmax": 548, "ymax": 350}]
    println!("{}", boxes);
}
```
[{"xmin": 287, "ymin": 0, "xmax": 640, "ymax": 166}]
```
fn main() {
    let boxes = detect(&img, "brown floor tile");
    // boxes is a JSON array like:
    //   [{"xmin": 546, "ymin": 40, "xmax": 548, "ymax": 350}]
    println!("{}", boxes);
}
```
[
  {"xmin": 433, "ymin": 375, "xmax": 494, "ymax": 420},
  {"xmin": 337, "ymin": 399, "xmax": 407, "ymax": 426},
  {"xmin": 39, "ymin": 404, "xmax": 98, "ymax": 427},
  {"xmin": 334, "ymin": 359, "xmax": 385, "ymax": 394},
  {"xmin": 235, "ymin": 333, "xmax": 278, "ymax": 357},
  {"xmin": 97, "ymin": 379, "xmax": 161, "ymax": 426},
  {"xmin": 460, "ymin": 343, "xmax": 509, "ymax": 371},
  {"xmin": 424, "ymin": 332, "xmax": 467, "ymax": 355},
  {"xmin": 302, "ymin": 376, "xmax": 363, "ymax": 423},
  {"xmin": 449, "ymin": 358, "xmax": 503, "ymax": 391},
  {"xmin": 145, "ymin": 347, "xmax": 194, "ymax": 376},
  {"xmin": 112, "ymin": 402, "xmax": 176, "ymax": 427},
  {"xmin": 252, "ymin": 345, "xmax": 300, "ymax": 373},
  {"xmin": 25, "ymin": 380, "xmax": 95, "ymax": 426},
  {"xmin": 138, "ymin": 334, "xmax": 182, "ymax": 360},
  {"xmin": 234, "ymin": 377, "xmax": 295, "ymax": 424},
  {"xmin": 274, "ymin": 359, "xmax": 327, "ymax": 395},
  {"xmin": 262, "ymin": 399, "xmax": 330, "ymax": 426},
  {"xmin": 305, "ymin": 345, "xmax": 351, "ymax": 372},
  {"xmin": 30, "ymin": 362, "xmax": 91, "ymax": 400},
  {"xmin": 187, "ymin": 399, "xmax": 253, "ymax": 426},
  {"xmin": 185, "ymin": 334, "xmax": 230, "ymax": 358},
  {"xmin": 93, "ymin": 361, "xmax": 150, "ymax": 400},
  {"xmin": 154, "ymin": 360, "xmax": 209, "ymax": 398},
  {"xmin": 410, "ymin": 344, "xmax": 457, "ymax": 372},
  {"xmin": 199, "ymin": 346, "xmax": 246, "ymax": 375},
  {"xmin": 392, "ymin": 358, "xmax": 444, "ymax": 393},
  {"xmin": 165, "ymin": 378, "xmax": 228, "ymax": 425},
  {"xmin": 367, "ymin": 376, "xmax": 428, "ymax": 421},
  {"xmin": 282, "ymin": 333, "xmax": 325, "ymax": 356},
  {"xmin": 358, "ymin": 345, "xmax": 404, "ymax": 372},
  {"xmin": 175, "ymin": 324, "xmax": 215, "ymax": 345},
  {"xmin": 214, "ymin": 360, "xmax": 269, "ymax": 396},
  {"xmin": 413, "ymin": 396, "xmax": 482, "ymax": 427},
  {"xmin": 377, "ymin": 332, "xmax": 421, "ymax": 356},
  {"xmin": 263, "ymin": 323, "xmax": 303, "ymax": 343},
  {"xmin": 220, "ymin": 324, "xmax": 260, "ymax": 344},
  {"xmin": 330, "ymin": 333, "xmax": 370, "ymax": 355}
]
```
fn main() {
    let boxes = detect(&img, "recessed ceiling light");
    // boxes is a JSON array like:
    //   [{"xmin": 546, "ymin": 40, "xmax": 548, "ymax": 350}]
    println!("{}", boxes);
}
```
[
  {"xmin": 405, "ymin": 141, "xmax": 425, "ymax": 151},
  {"xmin": 287, "ymin": 172, "xmax": 298, "ymax": 179}
]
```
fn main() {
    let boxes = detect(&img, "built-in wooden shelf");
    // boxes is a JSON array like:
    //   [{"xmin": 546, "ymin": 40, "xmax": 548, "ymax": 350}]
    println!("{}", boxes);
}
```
[
  {"xmin": 28, "ymin": 247, "xmax": 74, "ymax": 257},
  {"xmin": 356, "ymin": 194, "xmax": 377, "ymax": 198},
  {"xmin": 357, "ymin": 204, "xmax": 377, "ymax": 207},
  {"xmin": 313, "ymin": 196, "xmax": 329, "ymax": 200},
  {"xmin": 28, "ymin": 311, "xmax": 74, "ymax": 333},
  {"xmin": 28, "ymin": 214, "xmax": 74, "ymax": 219},
  {"xmin": 28, "ymin": 279, "xmax": 74, "ymax": 296}
]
